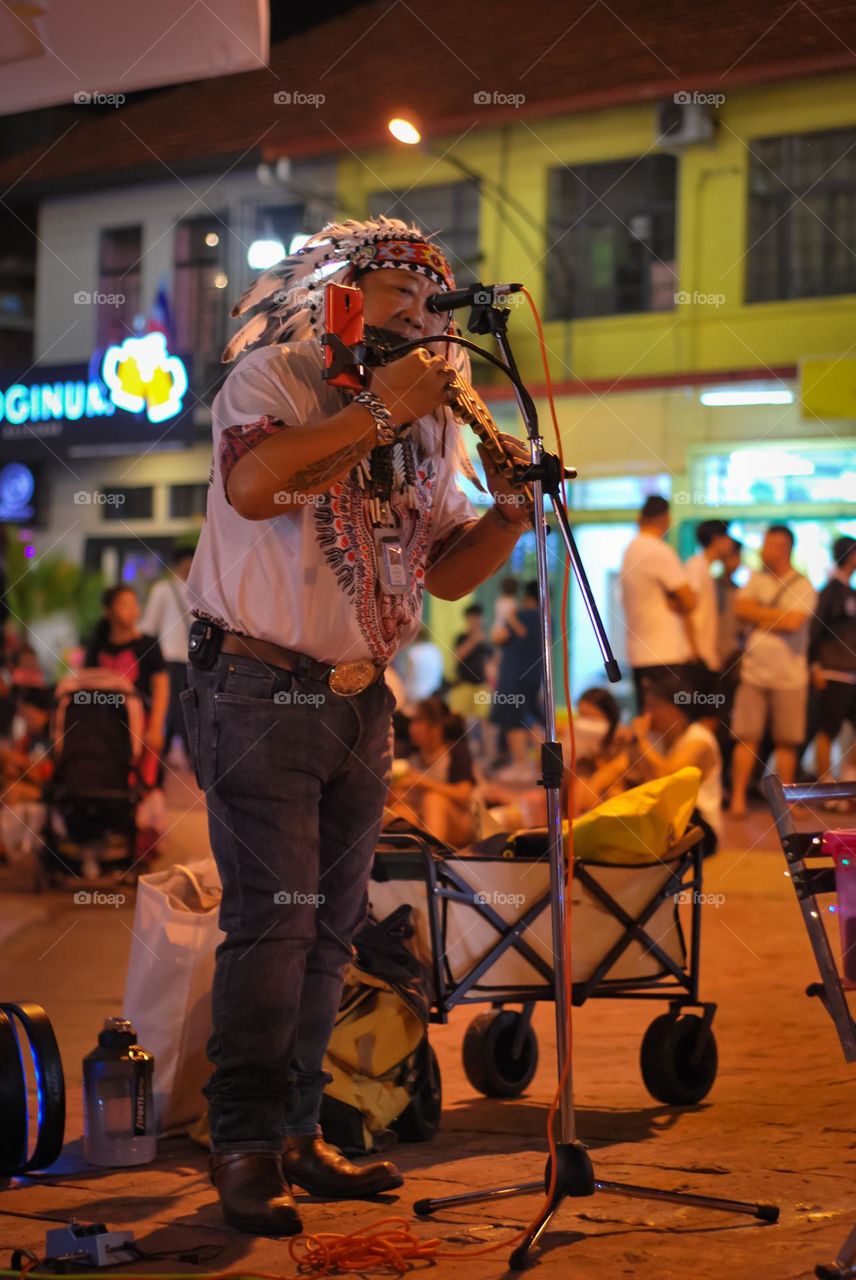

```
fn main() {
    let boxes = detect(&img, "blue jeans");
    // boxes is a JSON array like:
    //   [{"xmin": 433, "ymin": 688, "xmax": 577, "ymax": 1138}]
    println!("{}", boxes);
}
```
[{"xmin": 182, "ymin": 653, "xmax": 394, "ymax": 1154}]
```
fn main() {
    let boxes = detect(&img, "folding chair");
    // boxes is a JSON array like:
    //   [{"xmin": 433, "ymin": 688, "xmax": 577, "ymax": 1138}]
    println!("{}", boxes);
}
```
[{"xmin": 761, "ymin": 774, "xmax": 856, "ymax": 1280}]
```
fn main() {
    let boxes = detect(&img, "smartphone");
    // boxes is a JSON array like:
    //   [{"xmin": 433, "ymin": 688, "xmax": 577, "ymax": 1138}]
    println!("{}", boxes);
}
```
[{"xmin": 323, "ymin": 282, "xmax": 366, "ymax": 391}]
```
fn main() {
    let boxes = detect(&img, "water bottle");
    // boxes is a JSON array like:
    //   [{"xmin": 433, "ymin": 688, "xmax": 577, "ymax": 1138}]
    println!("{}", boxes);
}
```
[{"xmin": 83, "ymin": 1017, "xmax": 156, "ymax": 1166}]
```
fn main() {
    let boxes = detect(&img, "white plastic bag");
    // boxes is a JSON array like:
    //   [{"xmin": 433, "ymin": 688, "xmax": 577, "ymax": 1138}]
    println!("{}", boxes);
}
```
[{"xmin": 123, "ymin": 858, "xmax": 222, "ymax": 1133}]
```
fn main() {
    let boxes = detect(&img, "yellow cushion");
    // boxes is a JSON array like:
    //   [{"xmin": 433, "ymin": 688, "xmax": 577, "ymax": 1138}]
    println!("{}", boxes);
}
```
[{"xmin": 568, "ymin": 767, "xmax": 701, "ymax": 865}]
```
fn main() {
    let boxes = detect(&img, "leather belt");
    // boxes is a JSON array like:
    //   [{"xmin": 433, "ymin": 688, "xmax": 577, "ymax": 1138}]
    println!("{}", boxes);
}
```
[{"xmin": 220, "ymin": 632, "xmax": 385, "ymax": 697}]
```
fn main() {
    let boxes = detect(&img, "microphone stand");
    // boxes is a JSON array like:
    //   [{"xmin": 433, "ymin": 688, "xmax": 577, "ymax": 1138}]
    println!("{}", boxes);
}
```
[{"xmin": 410, "ymin": 299, "xmax": 779, "ymax": 1268}]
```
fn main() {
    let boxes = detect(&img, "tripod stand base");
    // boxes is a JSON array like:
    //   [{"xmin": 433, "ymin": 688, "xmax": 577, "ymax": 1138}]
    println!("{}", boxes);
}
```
[{"xmin": 413, "ymin": 1143, "xmax": 779, "ymax": 1270}]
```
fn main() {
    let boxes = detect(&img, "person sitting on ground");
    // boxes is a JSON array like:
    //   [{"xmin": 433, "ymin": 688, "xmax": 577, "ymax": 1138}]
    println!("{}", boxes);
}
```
[
  {"xmin": 385, "ymin": 695, "xmax": 476, "ymax": 848},
  {"xmin": 0, "ymin": 687, "xmax": 53, "ymax": 864},
  {"xmin": 566, "ymin": 686, "xmax": 632, "ymax": 816},
  {"xmin": 484, "ymin": 686, "xmax": 626, "ymax": 826},
  {"xmin": 610, "ymin": 673, "xmax": 723, "ymax": 853}
]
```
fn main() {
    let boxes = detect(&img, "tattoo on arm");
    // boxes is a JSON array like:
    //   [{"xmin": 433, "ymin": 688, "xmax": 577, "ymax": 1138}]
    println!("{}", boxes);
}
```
[{"xmin": 288, "ymin": 436, "xmax": 369, "ymax": 493}]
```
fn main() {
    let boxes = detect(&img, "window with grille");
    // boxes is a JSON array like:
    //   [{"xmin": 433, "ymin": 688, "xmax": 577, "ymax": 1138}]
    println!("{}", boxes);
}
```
[
  {"xmin": 169, "ymin": 483, "xmax": 208, "ymax": 519},
  {"xmin": 100, "ymin": 487, "xmax": 154, "ymax": 521},
  {"xmin": 746, "ymin": 127, "xmax": 856, "ymax": 302},
  {"xmin": 173, "ymin": 215, "xmax": 229, "ymax": 383},
  {"xmin": 545, "ymin": 155, "xmax": 677, "ymax": 320},
  {"xmin": 96, "ymin": 227, "xmax": 142, "ymax": 348},
  {"xmin": 255, "ymin": 203, "xmax": 305, "ymax": 253},
  {"xmin": 367, "ymin": 181, "xmax": 481, "ymax": 284}
]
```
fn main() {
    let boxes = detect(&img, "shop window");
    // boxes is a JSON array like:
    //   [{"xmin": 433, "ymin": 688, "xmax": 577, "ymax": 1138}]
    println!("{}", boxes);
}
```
[
  {"xmin": 254, "ymin": 202, "xmax": 305, "ymax": 255},
  {"xmin": 169, "ymin": 483, "xmax": 208, "ymax": 519},
  {"xmin": 747, "ymin": 127, "xmax": 856, "ymax": 302},
  {"xmin": 569, "ymin": 474, "xmax": 672, "ymax": 511},
  {"xmin": 100, "ymin": 486, "xmax": 154, "ymax": 520},
  {"xmin": 173, "ymin": 214, "xmax": 229, "ymax": 388},
  {"xmin": 546, "ymin": 155, "xmax": 677, "ymax": 320},
  {"xmin": 691, "ymin": 446, "xmax": 856, "ymax": 509},
  {"xmin": 367, "ymin": 181, "xmax": 480, "ymax": 284},
  {"xmin": 96, "ymin": 226, "xmax": 142, "ymax": 348}
]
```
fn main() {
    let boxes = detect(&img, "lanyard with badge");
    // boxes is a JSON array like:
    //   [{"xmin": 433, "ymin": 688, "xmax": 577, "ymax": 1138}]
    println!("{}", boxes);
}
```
[{"xmin": 355, "ymin": 436, "xmax": 419, "ymax": 596}]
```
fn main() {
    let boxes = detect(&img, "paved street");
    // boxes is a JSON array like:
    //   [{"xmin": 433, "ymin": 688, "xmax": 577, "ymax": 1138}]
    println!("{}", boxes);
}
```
[{"xmin": 1, "ymin": 772, "xmax": 854, "ymax": 1280}]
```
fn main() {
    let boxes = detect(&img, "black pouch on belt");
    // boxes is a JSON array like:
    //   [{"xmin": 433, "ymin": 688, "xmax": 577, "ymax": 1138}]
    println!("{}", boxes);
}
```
[{"xmin": 188, "ymin": 618, "xmax": 224, "ymax": 670}]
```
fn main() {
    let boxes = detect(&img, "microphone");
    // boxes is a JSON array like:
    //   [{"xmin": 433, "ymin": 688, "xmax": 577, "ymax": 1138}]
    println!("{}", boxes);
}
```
[{"xmin": 426, "ymin": 282, "xmax": 523, "ymax": 314}]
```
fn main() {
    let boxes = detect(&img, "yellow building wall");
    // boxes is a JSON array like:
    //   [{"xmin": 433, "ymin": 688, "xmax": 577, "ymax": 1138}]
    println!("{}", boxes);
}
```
[
  {"xmin": 337, "ymin": 74, "xmax": 856, "ymax": 672},
  {"xmin": 339, "ymin": 72, "xmax": 856, "ymax": 385}
]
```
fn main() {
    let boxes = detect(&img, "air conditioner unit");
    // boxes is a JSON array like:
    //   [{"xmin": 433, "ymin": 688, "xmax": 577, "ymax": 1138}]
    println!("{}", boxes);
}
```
[{"xmin": 656, "ymin": 100, "xmax": 716, "ymax": 148}]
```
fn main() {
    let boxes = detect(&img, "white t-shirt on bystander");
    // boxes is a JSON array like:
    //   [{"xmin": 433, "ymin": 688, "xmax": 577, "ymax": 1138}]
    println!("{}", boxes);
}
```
[
  {"xmin": 737, "ymin": 569, "xmax": 816, "ymax": 690},
  {"xmin": 620, "ymin": 531, "xmax": 693, "ymax": 668},
  {"xmin": 685, "ymin": 552, "xmax": 720, "ymax": 672}
]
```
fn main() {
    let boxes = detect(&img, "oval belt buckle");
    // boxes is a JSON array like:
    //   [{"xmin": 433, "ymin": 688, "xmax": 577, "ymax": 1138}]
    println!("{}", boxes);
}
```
[{"xmin": 328, "ymin": 660, "xmax": 376, "ymax": 696}]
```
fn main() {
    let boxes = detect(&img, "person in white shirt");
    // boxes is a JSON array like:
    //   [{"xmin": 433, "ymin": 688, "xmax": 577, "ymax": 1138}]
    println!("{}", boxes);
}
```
[
  {"xmin": 402, "ymin": 626, "xmax": 445, "ymax": 707},
  {"xmin": 685, "ymin": 519, "xmax": 734, "ymax": 676},
  {"xmin": 684, "ymin": 519, "xmax": 735, "ymax": 729},
  {"xmin": 729, "ymin": 525, "xmax": 816, "ymax": 816},
  {"xmin": 580, "ymin": 671, "xmax": 723, "ymax": 851},
  {"xmin": 183, "ymin": 216, "xmax": 534, "ymax": 1236},
  {"xmin": 141, "ymin": 546, "xmax": 194, "ymax": 761},
  {"xmin": 631, "ymin": 672, "xmax": 723, "ymax": 849},
  {"xmin": 619, "ymin": 495, "xmax": 697, "ymax": 709}
]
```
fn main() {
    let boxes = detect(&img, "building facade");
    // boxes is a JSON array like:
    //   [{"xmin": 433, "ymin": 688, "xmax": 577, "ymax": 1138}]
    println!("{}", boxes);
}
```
[{"xmin": 1, "ymin": 14, "xmax": 854, "ymax": 690}]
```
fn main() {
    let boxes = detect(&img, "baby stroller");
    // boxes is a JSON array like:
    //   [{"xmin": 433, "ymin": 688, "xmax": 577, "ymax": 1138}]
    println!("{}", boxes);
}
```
[{"xmin": 35, "ymin": 670, "xmax": 153, "ymax": 890}]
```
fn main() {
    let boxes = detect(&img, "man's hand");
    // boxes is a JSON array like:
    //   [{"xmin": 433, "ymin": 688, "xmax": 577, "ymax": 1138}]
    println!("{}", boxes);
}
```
[
  {"xmin": 478, "ymin": 435, "xmax": 533, "ymax": 526},
  {"xmin": 368, "ymin": 349, "xmax": 455, "ymax": 425},
  {"xmin": 144, "ymin": 726, "xmax": 165, "ymax": 755}
]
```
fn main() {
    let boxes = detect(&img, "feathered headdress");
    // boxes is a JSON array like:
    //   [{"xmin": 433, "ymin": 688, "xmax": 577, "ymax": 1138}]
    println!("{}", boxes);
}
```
[
  {"xmin": 222, "ymin": 215, "xmax": 484, "ymax": 489},
  {"xmin": 222, "ymin": 215, "xmax": 457, "ymax": 364}
]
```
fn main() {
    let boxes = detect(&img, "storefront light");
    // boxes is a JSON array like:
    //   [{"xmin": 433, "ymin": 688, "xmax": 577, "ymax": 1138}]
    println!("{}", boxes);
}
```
[
  {"xmin": 699, "ymin": 387, "xmax": 794, "ymax": 407},
  {"xmin": 248, "ymin": 237, "xmax": 286, "ymax": 269}
]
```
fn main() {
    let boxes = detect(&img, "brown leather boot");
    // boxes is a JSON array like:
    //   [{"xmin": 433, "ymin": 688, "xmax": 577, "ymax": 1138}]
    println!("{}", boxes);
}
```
[
  {"xmin": 282, "ymin": 1134, "xmax": 403, "ymax": 1199},
  {"xmin": 210, "ymin": 1151, "xmax": 303, "ymax": 1236}
]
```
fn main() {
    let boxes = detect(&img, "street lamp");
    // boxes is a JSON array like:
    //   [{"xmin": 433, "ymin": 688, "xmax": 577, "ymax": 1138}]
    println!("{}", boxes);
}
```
[
  {"xmin": 387, "ymin": 113, "xmax": 541, "ymax": 261},
  {"xmin": 386, "ymin": 113, "xmax": 572, "ymax": 293}
]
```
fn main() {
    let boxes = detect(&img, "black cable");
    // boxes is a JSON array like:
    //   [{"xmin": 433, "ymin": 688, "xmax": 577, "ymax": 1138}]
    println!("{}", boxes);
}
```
[{"xmin": 366, "ymin": 330, "xmax": 540, "ymax": 434}]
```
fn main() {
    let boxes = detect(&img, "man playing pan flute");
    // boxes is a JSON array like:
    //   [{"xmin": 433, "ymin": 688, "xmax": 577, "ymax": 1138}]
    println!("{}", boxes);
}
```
[{"xmin": 182, "ymin": 216, "xmax": 532, "ymax": 1235}]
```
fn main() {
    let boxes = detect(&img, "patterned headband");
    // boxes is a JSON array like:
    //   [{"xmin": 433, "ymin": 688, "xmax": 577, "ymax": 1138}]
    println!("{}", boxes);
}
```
[{"xmin": 355, "ymin": 238, "xmax": 456, "ymax": 293}]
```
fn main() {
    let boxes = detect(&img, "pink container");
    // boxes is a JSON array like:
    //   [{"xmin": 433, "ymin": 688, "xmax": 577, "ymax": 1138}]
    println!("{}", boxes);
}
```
[{"xmin": 824, "ymin": 830, "xmax": 856, "ymax": 988}]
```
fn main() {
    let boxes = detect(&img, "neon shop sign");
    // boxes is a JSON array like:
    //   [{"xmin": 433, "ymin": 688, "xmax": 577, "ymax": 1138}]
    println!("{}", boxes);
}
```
[{"xmin": 0, "ymin": 334, "xmax": 189, "ymax": 430}]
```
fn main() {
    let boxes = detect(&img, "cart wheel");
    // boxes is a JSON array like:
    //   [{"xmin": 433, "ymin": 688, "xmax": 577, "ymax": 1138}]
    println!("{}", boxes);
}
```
[
  {"xmin": 462, "ymin": 1010, "xmax": 539, "ymax": 1098},
  {"xmin": 394, "ymin": 1042, "xmax": 441, "ymax": 1143},
  {"xmin": 640, "ymin": 1013, "xmax": 718, "ymax": 1105}
]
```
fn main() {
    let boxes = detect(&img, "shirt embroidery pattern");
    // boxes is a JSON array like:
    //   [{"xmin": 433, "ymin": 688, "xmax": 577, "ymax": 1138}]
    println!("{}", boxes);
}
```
[{"xmin": 314, "ymin": 457, "xmax": 436, "ymax": 662}]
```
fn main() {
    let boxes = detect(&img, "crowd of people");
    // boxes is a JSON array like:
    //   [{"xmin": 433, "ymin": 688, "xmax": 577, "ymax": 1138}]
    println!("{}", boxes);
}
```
[
  {"xmin": 1, "ymin": 498, "xmax": 854, "ymax": 869},
  {"xmin": 0, "ymin": 549, "xmax": 194, "ymax": 869},
  {"xmin": 386, "ymin": 497, "xmax": 856, "ymax": 854}
]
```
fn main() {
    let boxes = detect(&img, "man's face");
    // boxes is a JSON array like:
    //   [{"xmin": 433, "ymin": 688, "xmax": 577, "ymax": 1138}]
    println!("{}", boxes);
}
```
[
  {"xmin": 723, "ymin": 543, "xmax": 742, "ymax": 576},
  {"xmin": 712, "ymin": 533, "xmax": 733, "ymax": 561},
  {"xmin": 761, "ymin": 531, "xmax": 792, "ymax": 573},
  {"xmin": 357, "ymin": 268, "xmax": 451, "ymax": 339}
]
